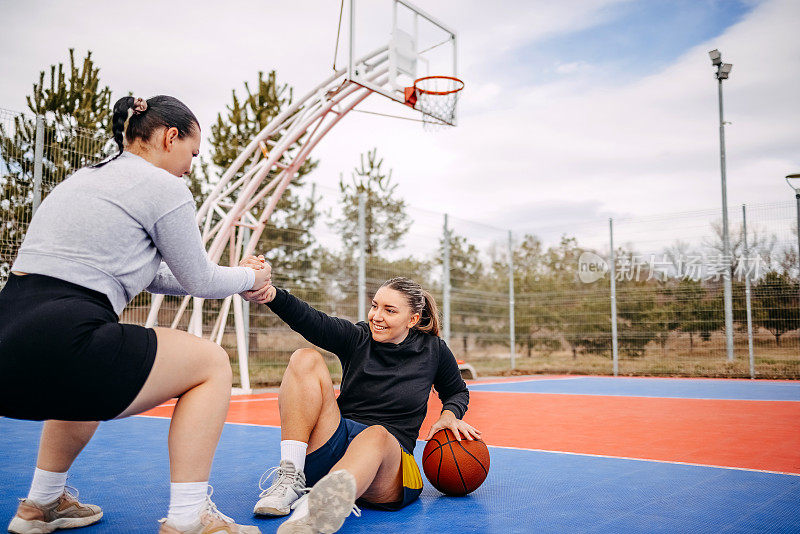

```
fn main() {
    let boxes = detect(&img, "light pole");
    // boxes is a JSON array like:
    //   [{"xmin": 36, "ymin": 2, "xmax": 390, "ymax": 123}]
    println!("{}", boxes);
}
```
[{"xmin": 709, "ymin": 49, "xmax": 735, "ymax": 362}]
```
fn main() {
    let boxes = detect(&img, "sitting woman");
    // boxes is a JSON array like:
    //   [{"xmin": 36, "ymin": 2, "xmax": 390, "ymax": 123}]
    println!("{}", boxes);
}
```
[{"xmin": 242, "ymin": 273, "xmax": 481, "ymax": 534}]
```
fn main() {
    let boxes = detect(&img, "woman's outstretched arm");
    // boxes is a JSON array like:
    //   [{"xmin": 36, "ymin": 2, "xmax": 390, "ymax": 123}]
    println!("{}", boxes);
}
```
[{"xmin": 241, "ymin": 261, "xmax": 365, "ymax": 358}]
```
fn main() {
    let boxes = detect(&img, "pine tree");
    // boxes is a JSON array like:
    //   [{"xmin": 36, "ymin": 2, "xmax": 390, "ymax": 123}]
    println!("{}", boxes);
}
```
[
  {"xmin": 203, "ymin": 70, "xmax": 320, "ymax": 290},
  {"xmin": 1, "ymin": 49, "xmax": 112, "ymax": 278},
  {"xmin": 322, "ymin": 148, "xmax": 421, "ymax": 319},
  {"xmin": 334, "ymin": 148, "xmax": 411, "ymax": 257}
]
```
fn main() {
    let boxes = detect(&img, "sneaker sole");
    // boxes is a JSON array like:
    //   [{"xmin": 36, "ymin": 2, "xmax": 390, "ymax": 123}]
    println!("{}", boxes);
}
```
[
  {"xmin": 307, "ymin": 471, "xmax": 356, "ymax": 534},
  {"xmin": 8, "ymin": 511, "xmax": 103, "ymax": 533},
  {"xmin": 253, "ymin": 505, "xmax": 290, "ymax": 517}
]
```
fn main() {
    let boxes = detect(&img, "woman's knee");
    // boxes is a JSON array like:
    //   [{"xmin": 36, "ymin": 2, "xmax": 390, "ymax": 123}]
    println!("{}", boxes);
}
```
[
  {"xmin": 359, "ymin": 425, "xmax": 394, "ymax": 447},
  {"xmin": 287, "ymin": 348, "xmax": 326, "ymax": 376},
  {"xmin": 203, "ymin": 342, "xmax": 233, "ymax": 385}
]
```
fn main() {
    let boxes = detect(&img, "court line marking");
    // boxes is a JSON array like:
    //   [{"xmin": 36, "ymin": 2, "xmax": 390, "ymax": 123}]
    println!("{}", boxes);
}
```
[
  {"xmin": 467, "ymin": 389, "xmax": 800, "ymax": 402},
  {"xmin": 134, "ymin": 415, "xmax": 800, "ymax": 477},
  {"xmin": 138, "ymin": 415, "xmax": 280, "ymax": 427},
  {"xmin": 153, "ymin": 398, "xmax": 278, "ymax": 408},
  {"xmin": 471, "ymin": 375, "xmax": 800, "ymax": 384},
  {"xmin": 488, "ymin": 443, "xmax": 800, "ymax": 477},
  {"xmin": 468, "ymin": 377, "xmax": 584, "ymax": 386},
  {"xmin": 465, "ymin": 376, "xmax": 580, "ymax": 386}
]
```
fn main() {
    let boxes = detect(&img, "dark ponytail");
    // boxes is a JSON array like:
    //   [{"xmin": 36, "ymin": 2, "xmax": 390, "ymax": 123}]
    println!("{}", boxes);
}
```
[
  {"xmin": 380, "ymin": 277, "xmax": 441, "ymax": 336},
  {"xmin": 93, "ymin": 95, "xmax": 199, "ymax": 168}
]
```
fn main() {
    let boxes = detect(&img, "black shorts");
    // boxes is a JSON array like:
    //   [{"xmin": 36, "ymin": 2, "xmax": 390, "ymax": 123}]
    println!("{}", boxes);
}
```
[{"xmin": 0, "ymin": 273, "xmax": 157, "ymax": 421}]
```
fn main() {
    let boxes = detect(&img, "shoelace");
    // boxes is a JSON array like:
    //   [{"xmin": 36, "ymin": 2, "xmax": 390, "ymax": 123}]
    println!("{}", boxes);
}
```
[
  {"xmin": 289, "ymin": 493, "xmax": 362, "ymax": 519},
  {"xmin": 258, "ymin": 466, "xmax": 303, "ymax": 498},
  {"xmin": 155, "ymin": 486, "xmax": 236, "ymax": 528},
  {"xmin": 62, "ymin": 484, "xmax": 79, "ymax": 501},
  {"xmin": 289, "ymin": 493, "xmax": 309, "ymax": 512},
  {"xmin": 60, "ymin": 474, "xmax": 80, "ymax": 501},
  {"xmin": 201, "ymin": 486, "xmax": 235, "ymax": 524}
]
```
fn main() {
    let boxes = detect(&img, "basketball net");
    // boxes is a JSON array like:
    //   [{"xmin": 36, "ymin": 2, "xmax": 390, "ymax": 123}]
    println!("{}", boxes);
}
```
[{"xmin": 404, "ymin": 76, "xmax": 464, "ymax": 131}]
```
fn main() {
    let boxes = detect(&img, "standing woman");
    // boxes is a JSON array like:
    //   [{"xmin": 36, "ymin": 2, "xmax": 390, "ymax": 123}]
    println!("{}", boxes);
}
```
[
  {"xmin": 0, "ymin": 96, "xmax": 267, "ymax": 534},
  {"xmin": 243, "ymin": 276, "xmax": 481, "ymax": 534}
]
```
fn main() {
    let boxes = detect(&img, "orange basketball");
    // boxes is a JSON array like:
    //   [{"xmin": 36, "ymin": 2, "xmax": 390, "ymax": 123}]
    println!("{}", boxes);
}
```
[{"xmin": 422, "ymin": 428, "xmax": 490, "ymax": 496}]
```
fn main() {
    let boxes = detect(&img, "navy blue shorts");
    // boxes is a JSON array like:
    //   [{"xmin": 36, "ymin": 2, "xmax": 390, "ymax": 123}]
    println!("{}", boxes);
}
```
[{"xmin": 305, "ymin": 417, "xmax": 423, "ymax": 511}]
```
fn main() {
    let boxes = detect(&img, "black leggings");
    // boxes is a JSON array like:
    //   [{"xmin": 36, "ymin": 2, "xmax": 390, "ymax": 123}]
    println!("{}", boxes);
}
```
[{"xmin": 0, "ymin": 273, "xmax": 157, "ymax": 421}]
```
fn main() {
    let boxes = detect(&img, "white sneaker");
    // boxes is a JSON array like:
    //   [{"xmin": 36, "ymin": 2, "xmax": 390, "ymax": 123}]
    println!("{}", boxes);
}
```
[
  {"xmin": 159, "ymin": 486, "xmax": 261, "ymax": 533},
  {"xmin": 253, "ymin": 460, "xmax": 307, "ymax": 517},
  {"xmin": 276, "ymin": 470, "xmax": 359, "ymax": 534}
]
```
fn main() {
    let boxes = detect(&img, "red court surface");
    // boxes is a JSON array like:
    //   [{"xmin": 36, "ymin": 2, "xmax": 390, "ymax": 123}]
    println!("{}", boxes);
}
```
[{"xmin": 144, "ymin": 376, "xmax": 800, "ymax": 475}]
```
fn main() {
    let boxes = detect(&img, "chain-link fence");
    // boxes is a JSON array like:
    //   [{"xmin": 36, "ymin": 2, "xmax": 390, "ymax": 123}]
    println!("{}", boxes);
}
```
[
  {"xmin": 0, "ymin": 108, "xmax": 36, "ymax": 279},
  {"xmin": 1, "ymin": 108, "xmax": 110, "ymax": 280},
  {"xmin": 509, "ymin": 205, "xmax": 799, "ymax": 379},
  {"xmin": 2, "ymin": 106, "xmax": 799, "ymax": 384}
]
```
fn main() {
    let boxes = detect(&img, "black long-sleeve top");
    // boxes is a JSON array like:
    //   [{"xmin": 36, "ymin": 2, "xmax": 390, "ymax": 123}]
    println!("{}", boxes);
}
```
[{"xmin": 267, "ymin": 288, "xmax": 470, "ymax": 453}]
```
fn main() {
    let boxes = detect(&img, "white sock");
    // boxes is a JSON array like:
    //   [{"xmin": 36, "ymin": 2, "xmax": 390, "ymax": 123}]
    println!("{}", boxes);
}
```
[
  {"xmin": 27, "ymin": 468, "xmax": 67, "ymax": 505},
  {"xmin": 281, "ymin": 440, "xmax": 308, "ymax": 472},
  {"xmin": 167, "ymin": 481, "xmax": 208, "ymax": 528}
]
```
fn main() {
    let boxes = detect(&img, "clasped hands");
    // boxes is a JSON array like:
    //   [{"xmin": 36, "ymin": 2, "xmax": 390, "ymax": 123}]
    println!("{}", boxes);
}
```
[{"xmin": 239, "ymin": 254, "xmax": 277, "ymax": 304}]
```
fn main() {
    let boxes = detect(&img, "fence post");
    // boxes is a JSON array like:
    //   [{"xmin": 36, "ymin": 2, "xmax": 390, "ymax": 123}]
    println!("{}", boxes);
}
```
[
  {"xmin": 508, "ymin": 230, "xmax": 515, "ymax": 370},
  {"xmin": 609, "ymin": 218, "xmax": 619, "ymax": 376},
  {"xmin": 32, "ymin": 115, "xmax": 44, "ymax": 215},
  {"xmin": 242, "ymin": 226, "xmax": 250, "ymax": 353},
  {"xmin": 357, "ymin": 192, "xmax": 367, "ymax": 322},
  {"xmin": 742, "ymin": 205, "xmax": 755, "ymax": 379},
  {"xmin": 442, "ymin": 214, "xmax": 451, "ymax": 346}
]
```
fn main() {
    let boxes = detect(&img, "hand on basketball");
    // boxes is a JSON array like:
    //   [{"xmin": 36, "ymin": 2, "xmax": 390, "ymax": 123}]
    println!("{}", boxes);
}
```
[{"xmin": 426, "ymin": 410, "xmax": 482, "ymax": 442}]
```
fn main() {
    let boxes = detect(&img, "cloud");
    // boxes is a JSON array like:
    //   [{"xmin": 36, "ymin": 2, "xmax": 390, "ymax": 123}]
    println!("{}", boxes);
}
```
[
  {"xmin": 555, "ymin": 62, "xmax": 588, "ymax": 75},
  {"xmin": 389, "ymin": 0, "xmax": 800, "ymax": 224},
  {"xmin": 0, "ymin": 0, "xmax": 797, "ymax": 247}
]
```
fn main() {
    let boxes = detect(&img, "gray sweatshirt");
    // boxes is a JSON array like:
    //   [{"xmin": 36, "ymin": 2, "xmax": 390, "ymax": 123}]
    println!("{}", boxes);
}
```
[{"xmin": 12, "ymin": 151, "xmax": 255, "ymax": 315}]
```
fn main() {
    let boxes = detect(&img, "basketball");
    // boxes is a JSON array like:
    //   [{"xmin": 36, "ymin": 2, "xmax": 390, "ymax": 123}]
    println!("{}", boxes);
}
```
[{"xmin": 422, "ymin": 428, "xmax": 490, "ymax": 496}]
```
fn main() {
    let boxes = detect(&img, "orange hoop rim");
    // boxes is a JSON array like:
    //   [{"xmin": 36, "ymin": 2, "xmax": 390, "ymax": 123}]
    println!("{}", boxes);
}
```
[{"xmin": 412, "ymin": 75, "xmax": 465, "ymax": 96}]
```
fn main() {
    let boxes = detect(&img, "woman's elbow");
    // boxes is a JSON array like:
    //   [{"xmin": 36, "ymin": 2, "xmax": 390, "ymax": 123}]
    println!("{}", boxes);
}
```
[{"xmin": 179, "ymin": 277, "xmax": 216, "ymax": 298}]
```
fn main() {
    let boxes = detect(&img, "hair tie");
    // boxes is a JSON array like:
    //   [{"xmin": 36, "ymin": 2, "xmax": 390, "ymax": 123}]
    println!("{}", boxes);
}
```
[
  {"xmin": 122, "ymin": 98, "xmax": 147, "ymax": 148},
  {"xmin": 133, "ymin": 97, "xmax": 148, "ymax": 114}
]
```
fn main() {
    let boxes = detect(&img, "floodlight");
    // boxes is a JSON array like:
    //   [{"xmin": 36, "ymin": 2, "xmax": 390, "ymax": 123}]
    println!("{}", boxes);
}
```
[
  {"xmin": 709, "ymin": 49, "xmax": 722, "ymax": 66},
  {"xmin": 786, "ymin": 173, "xmax": 800, "ymax": 193},
  {"xmin": 718, "ymin": 63, "xmax": 733, "ymax": 79}
]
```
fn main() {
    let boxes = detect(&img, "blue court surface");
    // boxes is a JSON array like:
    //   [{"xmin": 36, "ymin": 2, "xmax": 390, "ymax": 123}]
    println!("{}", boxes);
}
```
[
  {"xmin": 469, "ymin": 376, "xmax": 800, "ymax": 401},
  {"xmin": 2, "ymin": 412, "xmax": 799, "ymax": 533}
]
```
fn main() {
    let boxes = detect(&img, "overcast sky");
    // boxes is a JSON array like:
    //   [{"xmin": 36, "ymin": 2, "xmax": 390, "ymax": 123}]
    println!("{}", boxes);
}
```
[{"xmin": 1, "ymin": 0, "xmax": 798, "ymax": 241}]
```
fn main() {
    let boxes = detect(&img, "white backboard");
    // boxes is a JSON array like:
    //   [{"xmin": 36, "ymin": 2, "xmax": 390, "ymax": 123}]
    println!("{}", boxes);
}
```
[{"xmin": 347, "ymin": 0, "xmax": 459, "ymax": 125}]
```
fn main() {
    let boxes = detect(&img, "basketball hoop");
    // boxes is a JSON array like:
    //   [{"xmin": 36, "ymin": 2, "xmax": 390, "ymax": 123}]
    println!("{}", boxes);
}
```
[{"xmin": 404, "ymin": 76, "xmax": 464, "ymax": 130}]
